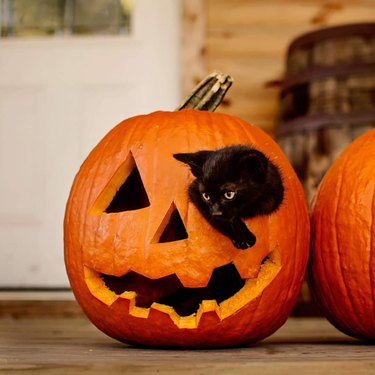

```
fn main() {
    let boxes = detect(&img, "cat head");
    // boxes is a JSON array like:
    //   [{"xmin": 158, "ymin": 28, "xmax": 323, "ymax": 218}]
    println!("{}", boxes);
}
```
[
  {"xmin": 173, "ymin": 145, "xmax": 270, "ymax": 218},
  {"xmin": 173, "ymin": 145, "xmax": 268, "ymax": 181}
]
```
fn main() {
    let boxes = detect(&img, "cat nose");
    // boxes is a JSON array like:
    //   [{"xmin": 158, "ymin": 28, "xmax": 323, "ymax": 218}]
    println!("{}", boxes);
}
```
[{"xmin": 211, "ymin": 205, "xmax": 223, "ymax": 216}]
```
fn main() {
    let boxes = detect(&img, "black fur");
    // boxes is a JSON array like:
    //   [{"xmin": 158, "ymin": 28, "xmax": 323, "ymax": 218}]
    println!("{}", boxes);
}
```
[{"xmin": 174, "ymin": 145, "xmax": 284, "ymax": 249}]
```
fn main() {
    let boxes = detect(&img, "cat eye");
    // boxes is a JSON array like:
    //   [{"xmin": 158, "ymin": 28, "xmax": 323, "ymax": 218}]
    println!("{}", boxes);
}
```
[
  {"xmin": 202, "ymin": 193, "xmax": 211, "ymax": 201},
  {"xmin": 224, "ymin": 191, "xmax": 236, "ymax": 200}
]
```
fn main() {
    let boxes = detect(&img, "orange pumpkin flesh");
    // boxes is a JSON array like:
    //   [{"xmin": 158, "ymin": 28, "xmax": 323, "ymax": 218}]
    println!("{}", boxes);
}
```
[
  {"xmin": 64, "ymin": 109, "xmax": 309, "ymax": 347},
  {"xmin": 309, "ymin": 129, "xmax": 375, "ymax": 341}
]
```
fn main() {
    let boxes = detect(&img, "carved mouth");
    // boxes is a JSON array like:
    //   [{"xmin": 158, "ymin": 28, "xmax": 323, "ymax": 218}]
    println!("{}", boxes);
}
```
[
  {"xmin": 102, "ymin": 262, "xmax": 246, "ymax": 317},
  {"xmin": 84, "ymin": 249, "xmax": 281, "ymax": 329}
]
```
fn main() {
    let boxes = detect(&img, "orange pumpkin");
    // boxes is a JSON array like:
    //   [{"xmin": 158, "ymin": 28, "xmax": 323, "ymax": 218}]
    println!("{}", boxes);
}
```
[
  {"xmin": 64, "ymin": 109, "xmax": 309, "ymax": 347},
  {"xmin": 310, "ymin": 129, "xmax": 375, "ymax": 341}
]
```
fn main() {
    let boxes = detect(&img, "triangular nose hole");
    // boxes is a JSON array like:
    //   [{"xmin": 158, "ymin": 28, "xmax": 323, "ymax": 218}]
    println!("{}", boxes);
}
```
[
  {"xmin": 105, "ymin": 156, "xmax": 150, "ymax": 213},
  {"xmin": 153, "ymin": 204, "xmax": 188, "ymax": 243}
]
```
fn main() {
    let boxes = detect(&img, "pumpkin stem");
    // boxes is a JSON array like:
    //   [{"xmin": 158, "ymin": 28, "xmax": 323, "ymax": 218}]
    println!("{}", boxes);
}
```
[{"xmin": 177, "ymin": 71, "xmax": 233, "ymax": 112}]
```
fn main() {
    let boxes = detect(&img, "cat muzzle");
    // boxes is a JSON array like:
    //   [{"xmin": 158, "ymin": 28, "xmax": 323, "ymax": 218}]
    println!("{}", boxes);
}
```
[{"xmin": 210, "ymin": 206, "xmax": 223, "ymax": 216}]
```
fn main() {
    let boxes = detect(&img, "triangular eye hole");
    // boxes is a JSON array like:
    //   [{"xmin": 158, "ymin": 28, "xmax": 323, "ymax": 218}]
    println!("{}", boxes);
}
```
[
  {"xmin": 159, "ymin": 208, "xmax": 188, "ymax": 243},
  {"xmin": 90, "ymin": 152, "xmax": 150, "ymax": 215},
  {"xmin": 106, "ymin": 164, "xmax": 150, "ymax": 213},
  {"xmin": 152, "ymin": 203, "xmax": 188, "ymax": 243}
]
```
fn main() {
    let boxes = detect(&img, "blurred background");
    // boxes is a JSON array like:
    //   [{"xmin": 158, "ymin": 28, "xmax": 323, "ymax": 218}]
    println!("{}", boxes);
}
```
[
  {"xmin": 0, "ymin": 0, "xmax": 374, "ymax": 307},
  {"xmin": 0, "ymin": 0, "xmax": 180, "ymax": 289}
]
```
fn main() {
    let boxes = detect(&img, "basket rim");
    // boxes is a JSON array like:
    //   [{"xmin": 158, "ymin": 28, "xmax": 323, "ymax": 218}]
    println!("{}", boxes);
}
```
[
  {"xmin": 276, "ymin": 110, "xmax": 375, "ymax": 137},
  {"xmin": 287, "ymin": 22, "xmax": 375, "ymax": 55},
  {"xmin": 282, "ymin": 62, "xmax": 375, "ymax": 91}
]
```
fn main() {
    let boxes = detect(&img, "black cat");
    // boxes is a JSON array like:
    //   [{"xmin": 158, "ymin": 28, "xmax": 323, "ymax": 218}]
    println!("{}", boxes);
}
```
[{"xmin": 173, "ymin": 145, "xmax": 284, "ymax": 249}]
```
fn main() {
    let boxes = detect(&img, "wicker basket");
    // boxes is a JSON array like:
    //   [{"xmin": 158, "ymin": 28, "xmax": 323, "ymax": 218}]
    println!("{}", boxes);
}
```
[{"xmin": 276, "ymin": 23, "xmax": 375, "ymax": 204}]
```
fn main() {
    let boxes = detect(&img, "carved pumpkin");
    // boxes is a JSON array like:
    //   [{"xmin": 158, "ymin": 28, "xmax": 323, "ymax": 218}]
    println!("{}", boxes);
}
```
[
  {"xmin": 309, "ymin": 129, "xmax": 375, "ymax": 341},
  {"xmin": 64, "ymin": 109, "xmax": 309, "ymax": 347}
]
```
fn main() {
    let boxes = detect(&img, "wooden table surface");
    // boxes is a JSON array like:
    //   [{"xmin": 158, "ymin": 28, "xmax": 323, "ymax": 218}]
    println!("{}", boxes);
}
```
[{"xmin": 1, "ymin": 313, "xmax": 375, "ymax": 374}]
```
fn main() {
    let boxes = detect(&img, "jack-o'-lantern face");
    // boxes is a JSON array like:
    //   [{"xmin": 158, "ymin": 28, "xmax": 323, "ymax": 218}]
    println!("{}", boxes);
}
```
[{"xmin": 64, "ymin": 110, "xmax": 309, "ymax": 348}]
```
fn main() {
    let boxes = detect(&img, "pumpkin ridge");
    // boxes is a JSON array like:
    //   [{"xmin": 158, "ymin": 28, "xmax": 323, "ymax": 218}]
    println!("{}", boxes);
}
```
[
  {"xmin": 331, "ymin": 163, "xmax": 359, "ymax": 333},
  {"xmin": 370, "ymin": 184, "xmax": 375, "ymax": 324},
  {"xmin": 312, "ymin": 194, "xmax": 333, "ymax": 319},
  {"xmin": 334, "ymin": 155, "xmax": 369, "ymax": 335},
  {"xmin": 234, "ymin": 115, "xmax": 256, "ymax": 145},
  {"xmin": 237, "ymin": 291, "xmax": 263, "ymax": 343},
  {"xmin": 84, "ymin": 132, "xmax": 123, "ymax": 276},
  {"xmin": 285, "ymin": 164, "xmax": 308, "ymax": 313},
  {"xmin": 256, "ymin": 136, "xmax": 302, "ymax": 319},
  {"xmin": 271, "ymin": 175, "xmax": 297, "ymax": 314},
  {"xmin": 316, "ymin": 162, "xmax": 349, "ymax": 328}
]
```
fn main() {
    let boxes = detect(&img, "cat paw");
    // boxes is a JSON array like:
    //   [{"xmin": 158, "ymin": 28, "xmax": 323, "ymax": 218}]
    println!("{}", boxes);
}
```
[
  {"xmin": 232, "ymin": 232, "xmax": 256, "ymax": 250},
  {"xmin": 231, "ymin": 219, "xmax": 256, "ymax": 249},
  {"xmin": 244, "ymin": 232, "xmax": 256, "ymax": 248},
  {"xmin": 231, "ymin": 239, "xmax": 246, "ymax": 249}
]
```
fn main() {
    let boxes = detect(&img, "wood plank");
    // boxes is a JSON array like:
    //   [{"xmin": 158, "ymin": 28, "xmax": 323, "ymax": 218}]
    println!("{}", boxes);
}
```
[
  {"xmin": 206, "ymin": 56, "xmax": 282, "ymax": 132},
  {"xmin": 207, "ymin": 30, "xmax": 298, "ymax": 58},
  {"xmin": 207, "ymin": 0, "xmax": 375, "ymax": 29},
  {"xmin": 0, "ymin": 291, "xmax": 74, "ymax": 301},
  {"xmin": 180, "ymin": 0, "xmax": 207, "ymax": 98},
  {"xmin": 1, "ymin": 316, "xmax": 375, "ymax": 374},
  {"xmin": 214, "ymin": 96, "xmax": 279, "ymax": 133}
]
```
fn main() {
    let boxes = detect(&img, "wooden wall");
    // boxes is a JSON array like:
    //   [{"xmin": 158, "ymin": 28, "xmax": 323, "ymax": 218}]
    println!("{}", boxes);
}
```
[{"xmin": 181, "ymin": 0, "xmax": 375, "ymax": 134}]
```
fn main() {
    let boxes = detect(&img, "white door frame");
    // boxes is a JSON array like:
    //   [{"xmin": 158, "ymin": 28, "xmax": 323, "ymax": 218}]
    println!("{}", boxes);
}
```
[{"xmin": 0, "ymin": 0, "xmax": 181, "ymax": 288}]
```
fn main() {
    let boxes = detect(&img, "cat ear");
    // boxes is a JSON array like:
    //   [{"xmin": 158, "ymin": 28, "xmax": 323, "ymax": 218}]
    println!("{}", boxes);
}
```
[
  {"xmin": 240, "ymin": 150, "xmax": 268, "ymax": 182},
  {"xmin": 173, "ymin": 151, "xmax": 212, "ymax": 178}
]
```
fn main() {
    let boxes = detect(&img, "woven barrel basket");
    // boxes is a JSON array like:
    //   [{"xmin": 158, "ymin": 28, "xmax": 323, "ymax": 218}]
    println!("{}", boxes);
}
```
[{"xmin": 276, "ymin": 23, "xmax": 375, "ymax": 204}]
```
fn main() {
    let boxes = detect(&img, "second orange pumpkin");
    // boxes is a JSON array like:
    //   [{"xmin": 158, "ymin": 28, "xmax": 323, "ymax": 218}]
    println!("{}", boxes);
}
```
[{"xmin": 310, "ymin": 129, "xmax": 375, "ymax": 340}]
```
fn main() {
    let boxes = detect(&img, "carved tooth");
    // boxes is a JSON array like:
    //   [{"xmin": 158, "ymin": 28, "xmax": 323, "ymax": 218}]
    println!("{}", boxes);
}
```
[
  {"xmin": 149, "ymin": 303, "xmax": 205, "ymax": 329},
  {"xmin": 120, "ymin": 291, "xmax": 136, "ymax": 300},
  {"xmin": 199, "ymin": 300, "xmax": 220, "ymax": 315},
  {"xmin": 95, "ymin": 286, "xmax": 119, "ymax": 306},
  {"xmin": 147, "ymin": 300, "xmax": 222, "ymax": 329},
  {"xmin": 196, "ymin": 300, "xmax": 221, "ymax": 325},
  {"xmin": 149, "ymin": 303, "xmax": 183, "ymax": 327},
  {"xmin": 86, "ymin": 277, "xmax": 119, "ymax": 306},
  {"xmin": 121, "ymin": 291, "xmax": 150, "ymax": 319}
]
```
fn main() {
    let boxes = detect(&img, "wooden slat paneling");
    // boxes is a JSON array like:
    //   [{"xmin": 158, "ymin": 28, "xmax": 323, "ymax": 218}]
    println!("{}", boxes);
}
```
[
  {"xmin": 182, "ymin": 0, "xmax": 375, "ymax": 133},
  {"xmin": 180, "ymin": 0, "xmax": 207, "ymax": 102}
]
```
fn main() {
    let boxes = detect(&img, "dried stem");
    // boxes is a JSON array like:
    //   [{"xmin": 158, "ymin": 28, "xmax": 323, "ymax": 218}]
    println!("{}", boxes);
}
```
[{"xmin": 177, "ymin": 72, "xmax": 233, "ymax": 112}]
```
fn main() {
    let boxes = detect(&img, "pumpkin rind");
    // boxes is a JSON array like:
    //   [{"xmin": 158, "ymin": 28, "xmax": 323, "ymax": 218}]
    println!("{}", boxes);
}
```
[
  {"xmin": 64, "ymin": 109, "xmax": 309, "ymax": 347},
  {"xmin": 309, "ymin": 129, "xmax": 375, "ymax": 341}
]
